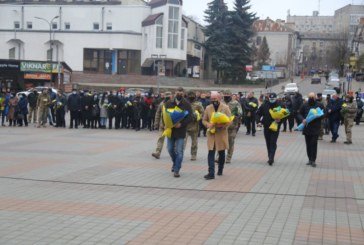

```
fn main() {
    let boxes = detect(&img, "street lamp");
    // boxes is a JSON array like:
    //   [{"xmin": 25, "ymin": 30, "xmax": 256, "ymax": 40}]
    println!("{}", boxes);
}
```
[
  {"xmin": 35, "ymin": 15, "xmax": 59, "ymax": 61},
  {"xmin": 151, "ymin": 54, "xmax": 167, "ymax": 94},
  {"xmin": 35, "ymin": 15, "xmax": 61, "ymax": 88}
]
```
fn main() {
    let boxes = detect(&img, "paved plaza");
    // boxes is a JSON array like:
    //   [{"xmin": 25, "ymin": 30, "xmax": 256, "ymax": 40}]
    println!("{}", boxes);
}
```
[{"xmin": 0, "ymin": 120, "xmax": 364, "ymax": 245}]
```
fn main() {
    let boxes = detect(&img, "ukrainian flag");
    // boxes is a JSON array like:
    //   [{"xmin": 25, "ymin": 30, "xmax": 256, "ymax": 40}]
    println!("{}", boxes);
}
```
[{"xmin": 162, "ymin": 106, "xmax": 189, "ymax": 138}]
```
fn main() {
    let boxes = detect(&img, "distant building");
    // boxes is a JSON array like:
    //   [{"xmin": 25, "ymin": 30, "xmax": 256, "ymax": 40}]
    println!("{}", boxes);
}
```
[
  {"xmin": 287, "ymin": 11, "xmax": 334, "ymax": 34},
  {"xmin": 252, "ymin": 18, "xmax": 299, "ymax": 76},
  {"xmin": 334, "ymin": 4, "xmax": 364, "ymax": 35},
  {"xmin": 0, "ymin": 0, "xmax": 190, "ymax": 90}
]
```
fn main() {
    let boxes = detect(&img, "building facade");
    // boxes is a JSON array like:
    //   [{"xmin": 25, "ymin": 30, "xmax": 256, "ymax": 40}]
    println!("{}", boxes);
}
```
[
  {"xmin": 0, "ymin": 0, "xmax": 190, "ymax": 90},
  {"xmin": 287, "ymin": 11, "xmax": 334, "ymax": 34}
]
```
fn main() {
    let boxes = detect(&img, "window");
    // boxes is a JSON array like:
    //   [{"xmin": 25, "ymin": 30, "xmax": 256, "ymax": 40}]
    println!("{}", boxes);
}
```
[
  {"xmin": 47, "ymin": 48, "xmax": 53, "ymax": 61},
  {"xmin": 93, "ymin": 22, "xmax": 99, "ymax": 31},
  {"xmin": 14, "ymin": 21, "xmax": 20, "ymax": 29},
  {"xmin": 168, "ymin": 6, "xmax": 179, "ymax": 49},
  {"xmin": 52, "ymin": 22, "xmax": 57, "ymax": 30},
  {"xmin": 65, "ymin": 22, "xmax": 70, "ymax": 30},
  {"xmin": 106, "ymin": 23, "xmax": 112, "ymax": 31},
  {"xmin": 181, "ymin": 28, "xmax": 185, "ymax": 50},
  {"xmin": 27, "ymin": 22, "xmax": 32, "ymax": 29},
  {"xmin": 156, "ymin": 16, "xmax": 163, "ymax": 49},
  {"xmin": 9, "ymin": 48, "xmax": 15, "ymax": 59},
  {"xmin": 320, "ymin": 41, "xmax": 324, "ymax": 47}
]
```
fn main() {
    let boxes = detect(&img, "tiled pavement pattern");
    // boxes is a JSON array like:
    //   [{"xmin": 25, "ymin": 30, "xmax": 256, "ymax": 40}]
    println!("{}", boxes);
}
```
[{"xmin": 0, "ymin": 123, "xmax": 364, "ymax": 245}]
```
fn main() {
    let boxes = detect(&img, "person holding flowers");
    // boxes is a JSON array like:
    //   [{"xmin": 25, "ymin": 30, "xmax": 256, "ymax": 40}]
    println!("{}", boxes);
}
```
[
  {"xmin": 297, "ymin": 93, "xmax": 324, "ymax": 168},
  {"xmin": 164, "ymin": 87, "xmax": 193, "ymax": 178},
  {"xmin": 257, "ymin": 93, "xmax": 283, "ymax": 166},
  {"xmin": 203, "ymin": 91, "xmax": 233, "ymax": 179}
]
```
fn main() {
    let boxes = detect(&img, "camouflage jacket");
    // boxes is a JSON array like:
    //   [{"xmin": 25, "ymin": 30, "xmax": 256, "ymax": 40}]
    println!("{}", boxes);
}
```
[
  {"xmin": 187, "ymin": 101, "xmax": 204, "ymax": 131},
  {"xmin": 37, "ymin": 93, "xmax": 51, "ymax": 108},
  {"xmin": 154, "ymin": 101, "xmax": 165, "ymax": 130},
  {"xmin": 227, "ymin": 100, "xmax": 243, "ymax": 130},
  {"xmin": 342, "ymin": 101, "xmax": 357, "ymax": 120}
]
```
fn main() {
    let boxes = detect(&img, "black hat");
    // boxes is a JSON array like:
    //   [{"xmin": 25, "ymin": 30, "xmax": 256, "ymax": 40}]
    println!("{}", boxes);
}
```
[{"xmin": 269, "ymin": 93, "xmax": 277, "ymax": 99}]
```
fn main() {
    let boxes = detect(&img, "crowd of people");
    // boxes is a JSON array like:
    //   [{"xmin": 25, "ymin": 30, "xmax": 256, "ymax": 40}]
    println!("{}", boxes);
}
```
[{"xmin": 0, "ymin": 87, "xmax": 363, "ymax": 179}]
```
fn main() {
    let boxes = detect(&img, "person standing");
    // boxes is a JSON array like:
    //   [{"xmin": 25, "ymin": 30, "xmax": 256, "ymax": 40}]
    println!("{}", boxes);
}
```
[
  {"xmin": 132, "ymin": 91, "xmax": 143, "ymax": 131},
  {"xmin": 0, "ymin": 92, "xmax": 5, "ymax": 126},
  {"xmin": 48, "ymin": 88, "xmax": 56, "ymax": 125},
  {"xmin": 27, "ymin": 89, "xmax": 38, "ymax": 124},
  {"xmin": 91, "ymin": 93, "xmax": 100, "ymax": 129},
  {"xmin": 17, "ymin": 94, "xmax": 28, "ymax": 127},
  {"xmin": 282, "ymin": 95, "xmax": 294, "ymax": 132},
  {"xmin": 203, "ymin": 91, "xmax": 231, "ymax": 180},
  {"xmin": 185, "ymin": 91, "xmax": 204, "ymax": 161},
  {"xmin": 67, "ymin": 89, "xmax": 81, "ymax": 129},
  {"xmin": 55, "ymin": 90, "xmax": 67, "ymax": 128},
  {"xmin": 198, "ymin": 93, "xmax": 209, "ymax": 137},
  {"xmin": 82, "ymin": 91, "xmax": 93, "ymax": 129},
  {"xmin": 355, "ymin": 96, "xmax": 363, "ymax": 125},
  {"xmin": 341, "ymin": 93, "xmax": 357, "ymax": 144},
  {"xmin": 316, "ymin": 93, "xmax": 325, "ymax": 140},
  {"xmin": 244, "ymin": 92, "xmax": 258, "ymax": 136},
  {"xmin": 326, "ymin": 94, "xmax": 343, "ymax": 143},
  {"xmin": 298, "ymin": 93, "xmax": 324, "ymax": 168},
  {"xmin": 152, "ymin": 92, "xmax": 172, "ymax": 159},
  {"xmin": 114, "ymin": 92, "xmax": 124, "ymax": 129},
  {"xmin": 107, "ymin": 91, "xmax": 118, "ymax": 129},
  {"xmin": 292, "ymin": 92, "xmax": 303, "ymax": 125},
  {"xmin": 256, "ymin": 93, "xmax": 282, "ymax": 166},
  {"xmin": 164, "ymin": 87, "xmax": 192, "ymax": 178},
  {"xmin": 224, "ymin": 90, "xmax": 242, "ymax": 164},
  {"xmin": 36, "ymin": 89, "xmax": 51, "ymax": 128}
]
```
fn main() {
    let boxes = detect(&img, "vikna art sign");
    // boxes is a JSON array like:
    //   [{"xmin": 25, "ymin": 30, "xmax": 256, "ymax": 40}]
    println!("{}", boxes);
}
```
[
  {"xmin": 24, "ymin": 73, "xmax": 52, "ymax": 80},
  {"xmin": 20, "ymin": 61, "xmax": 61, "ymax": 73}
]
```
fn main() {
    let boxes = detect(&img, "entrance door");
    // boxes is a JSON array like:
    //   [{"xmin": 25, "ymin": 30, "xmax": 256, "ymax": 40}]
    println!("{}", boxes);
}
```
[{"xmin": 118, "ymin": 59, "xmax": 127, "ymax": 74}]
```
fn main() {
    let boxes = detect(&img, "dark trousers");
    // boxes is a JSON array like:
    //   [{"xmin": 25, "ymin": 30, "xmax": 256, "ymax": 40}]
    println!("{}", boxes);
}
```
[
  {"xmin": 199, "ymin": 121, "xmax": 207, "ymax": 136},
  {"xmin": 283, "ymin": 116, "xmax": 294, "ymax": 131},
  {"xmin": 263, "ymin": 128, "xmax": 279, "ymax": 161},
  {"xmin": 70, "ymin": 111, "xmax": 79, "ymax": 128},
  {"xmin": 356, "ymin": 111, "xmax": 363, "ymax": 125},
  {"xmin": 56, "ymin": 109, "xmax": 65, "ymax": 127},
  {"xmin": 108, "ymin": 116, "xmax": 114, "ymax": 129},
  {"xmin": 294, "ymin": 113, "xmax": 302, "ymax": 126},
  {"xmin": 208, "ymin": 149, "xmax": 225, "ymax": 176},
  {"xmin": 246, "ymin": 115, "xmax": 256, "ymax": 134},
  {"xmin": 305, "ymin": 134, "xmax": 319, "ymax": 162},
  {"xmin": 50, "ymin": 106, "xmax": 56, "ymax": 124},
  {"xmin": 329, "ymin": 119, "xmax": 340, "ymax": 141},
  {"xmin": 18, "ymin": 113, "xmax": 28, "ymax": 126},
  {"xmin": 115, "ymin": 114, "xmax": 122, "ymax": 129}
]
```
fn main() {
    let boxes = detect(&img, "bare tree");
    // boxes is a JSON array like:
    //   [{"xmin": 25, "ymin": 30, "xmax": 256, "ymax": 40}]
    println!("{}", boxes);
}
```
[{"xmin": 326, "ymin": 32, "xmax": 351, "ymax": 75}]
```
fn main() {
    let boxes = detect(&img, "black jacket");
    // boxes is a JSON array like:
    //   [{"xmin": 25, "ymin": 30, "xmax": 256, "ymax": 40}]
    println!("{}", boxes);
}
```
[
  {"xmin": 67, "ymin": 94, "xmax": 81, "ymax": 111},
  {"xmin": 27, "ymin": 92, "xmax": 38, "ymax": 108},
  {"xmin": 164, "ymin": 98, "xmax": 193, "ymax": 139},
  {"xmin": 244, "ymin": 97, "xmax": 259, "ymax": 113},
  {"xmin": 256, "ymin": 101, "xmax": 283, "ymax": 129},
  {"xmin": 299, "ymin": 101, "xmax": 324, "ymax": 136}
]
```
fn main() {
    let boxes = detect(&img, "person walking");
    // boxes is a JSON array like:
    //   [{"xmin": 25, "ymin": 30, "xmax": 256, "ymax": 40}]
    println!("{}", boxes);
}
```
[
  {"xmin": 298, "ymin": 93, "xmax": 324, "ymax": 168},
  {"xmin": 257, "ymin": 93, "xmax": 282, "ymax": 166},
  {"xmin": 341, "ymin": 93, "xmax": 357, "ymax": 144},
  {"xmin": 152, "ymin": 92, "xmax": 172, "ymax": 159},
  {"xmin": 202, "ymin": 91, "xmax": 231, "ymax": 179},
  {"xmin": 224, "ymin": 90, "xmax": 242, "ymax": 164},
  {"xmin": 185, "ymin": 91, "xmax": 204, "ymax": 161},
  {"xmin": 244, "ymin": 92, "xmax": 258, "ymax": 136},
  {"xmin": 355, "ymin": 96, "xmax": 363, "ymax": 125},
  {"xmin": 326, "ymin": 94, "xmax": 343, "ymax": 143},
  {"xmin": 164, "ymin": 87, "xmax": 192, "ymax": 178}
]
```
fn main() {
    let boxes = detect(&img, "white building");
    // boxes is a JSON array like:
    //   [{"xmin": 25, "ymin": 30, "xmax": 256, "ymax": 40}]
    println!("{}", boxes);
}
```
[{"xmin": 0, "ymin": 0, "xmax": 188, "ymax": 89}]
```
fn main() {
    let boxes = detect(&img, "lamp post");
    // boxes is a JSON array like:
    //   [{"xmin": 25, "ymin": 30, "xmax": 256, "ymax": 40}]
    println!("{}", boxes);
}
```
[
  {"xmin": 35, "ymin": 15, "xmax": 59, "ymax": 61},
  {"xmin": 151, "ymin": 54, "xmax": 167, "ymax": 94},
  {"xmin": 35, "ymin": 15, "xmax": 61, "ymax": 88}
]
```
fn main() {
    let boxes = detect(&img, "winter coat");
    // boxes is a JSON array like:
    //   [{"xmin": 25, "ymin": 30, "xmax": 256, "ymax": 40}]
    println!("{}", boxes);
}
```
[
  {"xmin": 326, "ymin": 98, "xmax": 343, "ymax": 122},
  {"xmin": 299, "ymin": 101, "xmax": 324, "ymax": 136},
  {"xmin": 67, "ymin": 93, "xmax": 81, "ymax": 111},
  {"xmin": 18, "ymin": 97, "xmax": 28, "ymax": 115},
  {"xmin": 203, "ymin": 103, "xmax": 231, "ymax": 151}
]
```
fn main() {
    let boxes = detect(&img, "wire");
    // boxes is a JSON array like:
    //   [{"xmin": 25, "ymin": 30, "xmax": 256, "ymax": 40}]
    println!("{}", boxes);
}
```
[{"xmin": 1, "ymin": 176, "xmax": 363, "ymax": 201}]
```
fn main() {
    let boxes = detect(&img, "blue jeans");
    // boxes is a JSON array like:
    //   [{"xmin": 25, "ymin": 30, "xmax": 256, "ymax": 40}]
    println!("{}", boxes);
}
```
[
  {"xmin": 329, "ymin": 120, "xmax": 340, "ymax": 141},
  {"xmin": 100, "ymin": 117, "xmax": 107, "ymax": 126},
  {"xmin": 167, "ymin": 138, "xmax": 185, "ymax": 173}
]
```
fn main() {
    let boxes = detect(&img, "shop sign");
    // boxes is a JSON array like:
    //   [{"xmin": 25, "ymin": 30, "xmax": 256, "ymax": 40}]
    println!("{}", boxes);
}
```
[
  {"xmin": 20, "ymin": 61, "xmax": 61, "ymax": 73},
  {"xmin": 0, "ymin": 61, "xmax": 20, "ymax": 72},
  {"xmin": 24, "ymin": 73, "xmax": 51, "ymax": 80}
]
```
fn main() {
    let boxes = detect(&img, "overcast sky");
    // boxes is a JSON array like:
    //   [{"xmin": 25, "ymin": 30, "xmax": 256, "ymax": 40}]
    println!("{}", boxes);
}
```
[{"xmin": 183, "ymin": 0, "xmax": 364, "ymax": 24}]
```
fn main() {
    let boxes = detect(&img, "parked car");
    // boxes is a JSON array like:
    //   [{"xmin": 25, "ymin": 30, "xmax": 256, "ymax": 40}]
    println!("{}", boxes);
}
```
[
  {"xmin": 284, "ymin": 83, "xmax": 299, "ymax": 94},
  {"xmin": 246, "ymin": 73, "xmax": 259, "ymax": 81},
  {"xmin": 16, "ymin": 87, "xmax": 58, "ymax": 98},
  {"xmin": 311, "ymin": 74, "xmax": 321, "ymax": 84},
  {"xmin": 322, "ymin": 89, "xmax": 337, "ymax": 100}
]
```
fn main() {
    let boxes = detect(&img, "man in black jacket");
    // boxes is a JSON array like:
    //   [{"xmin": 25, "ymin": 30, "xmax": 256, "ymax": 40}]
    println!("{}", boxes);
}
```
[
  {"xmin": 298, "ymin": 92, "xmax": 324, "ymax": 168},
  {"xmin": 67, "ymin": 89, "xmax": 81, "ymax": 129},
  {"xmin": 244, "ymin": 92, "xmax": 259, "ymax": 136},
  {"xmin": 256, "ymin": 93, "xmax": 282, "ymax": 166},
  {"xmin": 292, "ymin": 92, "xmax": 303, "ymax": 125},
  {"xmin": 164, "ymin": 87, "xmax": 193, "ymax": 177}
]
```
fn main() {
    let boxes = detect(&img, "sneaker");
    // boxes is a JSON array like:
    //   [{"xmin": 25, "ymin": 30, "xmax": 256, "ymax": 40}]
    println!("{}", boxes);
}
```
[
  {"xmin": 174, "ymin": 172, "xmax": 180, "ymax": 178},
  {"xmin": 152, "ymin": 153, "xmax": 160, "ymax": 159},
  {"xmin": 204, "ymin": 174, "xmax": 214, "ymax": 180}
]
